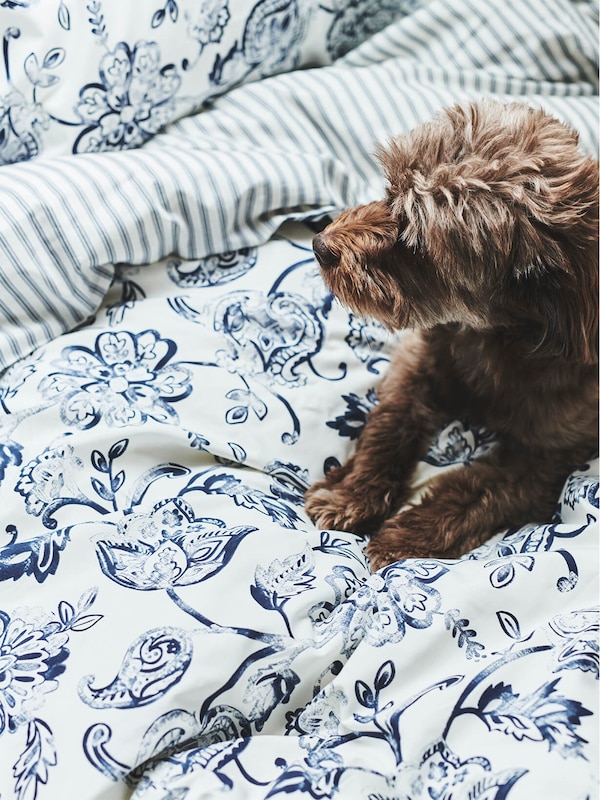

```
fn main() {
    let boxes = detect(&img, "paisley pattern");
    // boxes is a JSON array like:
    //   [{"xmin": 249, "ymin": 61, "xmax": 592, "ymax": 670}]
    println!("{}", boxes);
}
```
[{"xmin": 0, "ymin": 2, "xmax": 598, "ymax": 798}]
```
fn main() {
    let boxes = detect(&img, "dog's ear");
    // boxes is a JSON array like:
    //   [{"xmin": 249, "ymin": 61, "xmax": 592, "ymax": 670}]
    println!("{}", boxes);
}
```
[{"xmin": 509, "ymin": 148, "xmax": 599, "ymax": 365}]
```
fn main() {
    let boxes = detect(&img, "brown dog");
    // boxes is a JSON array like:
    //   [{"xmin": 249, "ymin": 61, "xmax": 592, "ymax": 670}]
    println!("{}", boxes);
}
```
[{"xmin": 304, "ymin": 99, "xmax": 599, "ymax": 570}]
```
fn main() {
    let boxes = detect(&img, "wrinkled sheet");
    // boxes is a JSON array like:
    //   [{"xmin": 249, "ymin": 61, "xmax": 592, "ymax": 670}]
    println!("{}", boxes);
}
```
[{"xmin": 0, "ymin": 2, "xmax": 598, "ymax": 799}]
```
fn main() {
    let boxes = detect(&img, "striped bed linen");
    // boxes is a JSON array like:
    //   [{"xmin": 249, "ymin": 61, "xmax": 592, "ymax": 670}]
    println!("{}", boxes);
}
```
[{"xmin": 0, "ymin": 0, "xmax": 598, "ymax": 373}]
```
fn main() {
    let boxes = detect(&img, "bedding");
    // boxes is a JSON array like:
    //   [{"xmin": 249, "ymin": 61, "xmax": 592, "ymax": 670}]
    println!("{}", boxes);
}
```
[{"xmin": 0, "ymin": 1, "xmax": 598, "ymax": 799}]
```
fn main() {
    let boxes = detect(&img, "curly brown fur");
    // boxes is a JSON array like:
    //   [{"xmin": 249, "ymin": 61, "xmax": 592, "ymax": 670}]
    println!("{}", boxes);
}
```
[{"xmin": 305, "ymin": 99, "xmax": 599, "ymax": 570}]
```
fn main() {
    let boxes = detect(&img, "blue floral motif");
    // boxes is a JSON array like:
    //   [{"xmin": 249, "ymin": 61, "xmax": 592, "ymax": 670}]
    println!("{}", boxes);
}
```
[
  {"xmin": 151, "ymin": 0, "xmax": 179, "ymax": 29},
  {"xmin": 242, "ymin": 0, "xmax": 303, "ymax": 73},
  {"xmin": 12, "ymin": 438, "xmax": 193, "ymax": 539},
  {"xmin": 214, "ymin": 290, "xmax": 323, "ymax": 387},
  {"xmin": 15, "ymin": 439, "xmax": 83, "ymax": 517},
  {"xmin": 0, "ymin": 608, "xmax": 67, "ymax": 735},
  {"xmin": 265, "ymin": 459, "xmax": 309, "ymax": 504},
  {"xmin": 0, "ymin": 438, "xmax": 23, "ymax": 483},
  {"xmin": 344, "ymin": 314, "xmax": 390, "ymax": 373},
  {"xmin": 38, "ymin": 330, "xmax": 192, "ymax": 428},
  {"xmin": 184, "ymin": 470, "xmax": 304, "ymax": 528},
  {"xmin": 73, "ymin": 40, "xmax": 181, "ymax": 153},
  {"xmin": 209, "ymin": 0, "xmax": 305, "ymax": 90},
  {"xmin": 185, "ymin": 0, "xmax": 229, "ymax": 47},
  {"xmin": 94, "ymin": 498, "xmax": 256, "ymax": 590},
  {"xmin": 484, "ymin": 551, "xmax": 535, "ymax": 589},
  {"xmin": 0, "ymin": 28, "xmax": 52, "ymax": 164},
  {"xmin": 268, "ymin": 740, "xmax": 344, "ymax": 798},
  {"xmin": 0, "ymin": 589, "xmax": 100, "ymax": 735},
  {"xmin": 0, "ymin": 526, "xmax": 73, "ymax": 584},
  {"xmin": 325, "ymin": 0, "xmax": 408, "ymax": 60},
  {"xmin": 313, "ymin": 562, "xmax": 447, "ymax": 656},
  {"xmin": 562, "ymin": 471, "xmax": 599, "ymax": 511},
  {"xmin": 252, "ymin": 545, "xmax": 315, "ymax": 635},
  {"xmin": 244, "ymin": 653, "xmax": 301, "ymax": 731},
  {"xmin": 0, "ymin": 355, "xmax": 39, "ymax": 414},
  {"xmin": 547, "ymin": 609, "xmax": 599, "ymax": 677},
  {"xmin": 417, "ymin": 740, "xmax": 526, "ymax": 799},
  {"xmin": 445, "ymin": 609, "xmax": 486, "ymax": 660},
  {"xmin": 424, "ymin": 418, "xmax": 497, "ymax": 467},
  {"xmin": 167, "ymin": 248, "xmax": 257, "ymax": 288},
  {"xmin": 13, "ymin": 718, "xmax": 57, "ymax": 800},
  {"xmin": 326, "ymin": 389, "xmax": 377, "ymax": 440},
  {"xmin": 106, "ymin": 264, "xmax": 147, "ymax": 325},
  {"xmin": 90, "ymin": 709, "xmax": 251, "ymax": 791}
]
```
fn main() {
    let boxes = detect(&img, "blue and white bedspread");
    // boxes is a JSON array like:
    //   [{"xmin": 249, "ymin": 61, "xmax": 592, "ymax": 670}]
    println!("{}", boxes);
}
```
[{"xmin": 0, "ymin": 1, "xmax": 598, "ymax": 798}]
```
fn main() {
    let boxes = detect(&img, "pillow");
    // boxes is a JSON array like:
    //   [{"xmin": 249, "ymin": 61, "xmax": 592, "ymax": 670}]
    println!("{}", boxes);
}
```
[{"xmin": 0, "ymin": 0, "xmax": 408, "ymax": 163}]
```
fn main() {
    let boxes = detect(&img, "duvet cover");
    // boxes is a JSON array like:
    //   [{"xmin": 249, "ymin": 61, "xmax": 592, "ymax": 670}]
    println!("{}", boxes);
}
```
[{"xmin": 0, "ymin": 1, "xmax": 598, "ymax": 799}]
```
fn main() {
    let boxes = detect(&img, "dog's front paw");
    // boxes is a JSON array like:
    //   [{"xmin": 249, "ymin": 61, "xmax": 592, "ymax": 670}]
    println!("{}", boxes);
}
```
[
  {"xmin": 304, "ymin": 472, "xmax": 391, "ymax": 534},
  {"xmin": 365, "ymin": 518, "xmax": 423, "ymax": 570},
  {"xmin": 364, "ymin": 539, "xmax": 406, "ymax": 572},
  {"xmin": 304, "ymin": 481, "xmax": 367, "ymax": 532}
]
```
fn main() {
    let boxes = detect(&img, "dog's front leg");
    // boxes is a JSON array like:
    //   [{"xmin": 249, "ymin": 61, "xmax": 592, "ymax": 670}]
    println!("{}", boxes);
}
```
[{"xmin": 304, "ymin": 333, "xmax": 444, "ymax": 535}]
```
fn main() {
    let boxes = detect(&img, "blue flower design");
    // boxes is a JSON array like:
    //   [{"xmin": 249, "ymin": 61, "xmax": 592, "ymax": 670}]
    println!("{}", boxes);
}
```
[
  {"xmin": 15, "ymin": 440, "xmax": 83, "ymax": 517},
  {"xmin": 185, "ymin": 0, "xmax": 230, "ymax": 46},
  {"xmin": 0, "ymin": 607, "xmax": 68, "ymax": 733},
  {"xmin": 344, "ymin": 314, "xmax": 390, "ymax": 373},
  {"xmin": 39, "ymin": 330, "xmax": 192, "ymax": 428},
  {"xmin": 417, "ymin": 740, "xmax": 526, "ymax": 799},
  {"xmin": 424, "ymin": 419, "xmax": 496, "ymax": 467},
  {"xmin": 242, "ymin": 0, "xmax": 304, "ymax": 74},
  {"xmin": 209, "ymin": 0, "xmax": 306, "ymax": 89},
  {"xmin": 326, "ymin": 390, "xmax": 377, "ymax": 440},
  {"xmin": 0, "ymin": 356, "xmax": 39, "ymax": 413},
  {"xmin": 548, "ymin": 609, "xmax": 599, "ymax": 677},
  {"xmin": 0, "ymin": 29, "xmax": 52, "ymax": 164},
  {"xmin": 214, "ymin": 291, "xmax": 323, "ymax": 387},
  {"xmin": 562, "ymin": 471, "xmax": 599, "ymax": 511},
  {"xmin": 167, "ymin": 248, "xmax": 257, "ymax": 288},
  {"xmin": 484, "ymin": 552, "xmax": 535, "ymax": 589},
  {"xmin": 326, "ymin": 0, "xmax": 408, "ymax": 60},
  {"xmin": 270, "ymin": 739, "xmax": 344, "ymax": 799},
  {"xmin": 0, "ymin": 439, "xmax": 23, "ymax": 483},
  {"xmin": 314, "ymin": 562, "xmax": 446, "ymax": 655},
  {"xmin": 245, "ymin": 654, "xmax": 301, "ymax": 731},
  {"xmin": 194, "ymin": 471, "xmax": 304, "ymax": 528},
  {"xmin": 73, "ymin": 41, "xmax": 181, "ymax": 153},
  {"xmin": 94, "ymin": 498, "xmax": 256, "ymax": 590}
]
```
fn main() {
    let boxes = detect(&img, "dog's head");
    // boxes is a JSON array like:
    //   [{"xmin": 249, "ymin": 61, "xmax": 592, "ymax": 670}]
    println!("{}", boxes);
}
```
[{"xmin": 313, "ymin": 100, "xmax": 599, "ymax": 363}]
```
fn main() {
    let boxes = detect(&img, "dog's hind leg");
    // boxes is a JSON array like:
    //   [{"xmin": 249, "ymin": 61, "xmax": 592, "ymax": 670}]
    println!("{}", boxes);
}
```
[{"xmin": 365, "ymin": 448, "xmax": 572, "ymax": 569}]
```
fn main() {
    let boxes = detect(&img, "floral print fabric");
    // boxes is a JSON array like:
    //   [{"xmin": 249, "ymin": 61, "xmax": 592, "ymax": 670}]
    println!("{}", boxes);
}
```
[
  {"xmin": 0, "ymin": 223, "xmax": 597, "ymax": 799},
  {"xmin": 0, "ymin": 1, "xmax": 598, "ymax": 797},
  {"xmin": 0, "ymin": 0, "xmax": 415, "ymax": 163}
]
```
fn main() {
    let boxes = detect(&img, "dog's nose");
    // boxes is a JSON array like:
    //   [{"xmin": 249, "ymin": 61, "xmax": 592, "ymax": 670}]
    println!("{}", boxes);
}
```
[{"xmin": 312, "ymin": 233, "xmax": 337, "ymax": 268}]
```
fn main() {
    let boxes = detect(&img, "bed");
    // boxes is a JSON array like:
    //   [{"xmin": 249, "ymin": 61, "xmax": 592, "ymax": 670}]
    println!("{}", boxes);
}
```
[{"xmin": 0, "ymin": 1, "xmax": 598, "ymax": 798}]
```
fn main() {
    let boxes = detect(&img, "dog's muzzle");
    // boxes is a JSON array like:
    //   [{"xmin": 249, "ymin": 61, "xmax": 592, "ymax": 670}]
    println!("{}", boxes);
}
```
[{"xmin": 312, "ymin": 233, "xmax": 337, "ymax": 268}]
